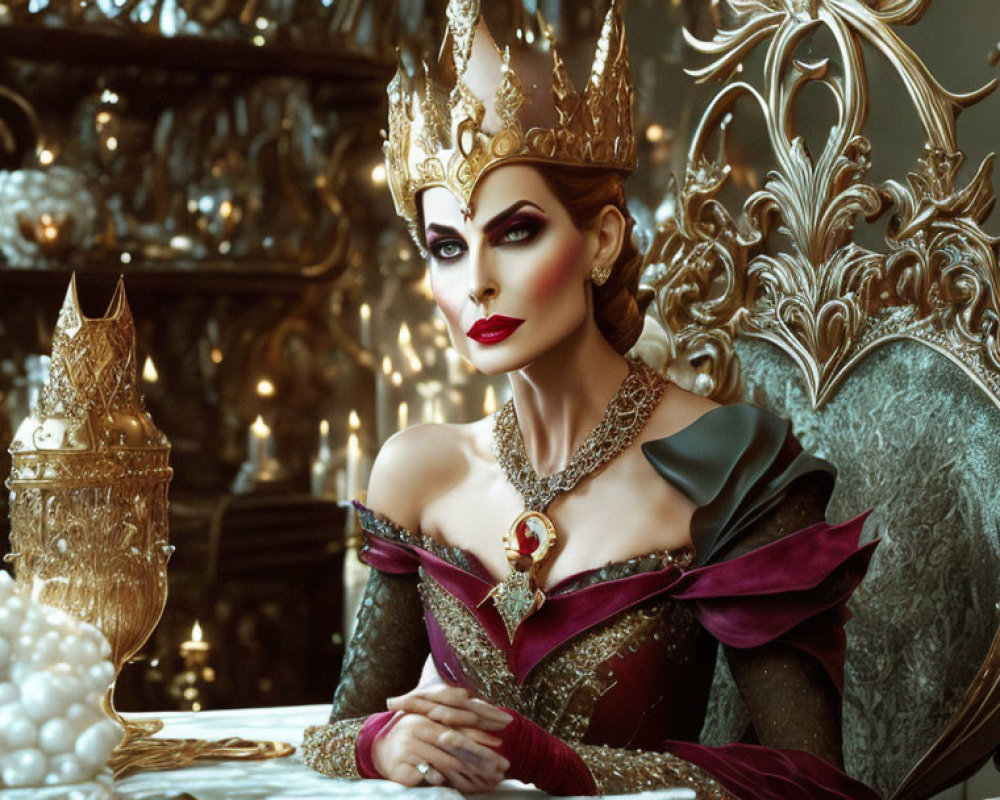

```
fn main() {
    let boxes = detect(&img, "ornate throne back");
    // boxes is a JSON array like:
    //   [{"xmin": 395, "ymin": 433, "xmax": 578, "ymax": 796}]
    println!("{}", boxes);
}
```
[{"xmin": 645, "ymin": 3, "xmax": 1000, "ymax": 798}]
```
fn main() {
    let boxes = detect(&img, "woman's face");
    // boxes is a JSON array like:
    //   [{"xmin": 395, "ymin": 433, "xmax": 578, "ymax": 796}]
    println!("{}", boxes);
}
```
[{"xmin": 420, "ymin": 165, "xmax": 596, "ymax": 376}]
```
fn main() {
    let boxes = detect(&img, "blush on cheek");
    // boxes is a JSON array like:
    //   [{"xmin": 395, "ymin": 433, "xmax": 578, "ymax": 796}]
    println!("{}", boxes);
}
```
[{"xmin": 526, "ymin": 243, "xmax": 583, "ymax": 301}]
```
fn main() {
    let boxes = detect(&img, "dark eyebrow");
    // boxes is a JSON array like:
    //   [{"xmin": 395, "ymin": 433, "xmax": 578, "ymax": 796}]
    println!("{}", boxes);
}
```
[
  {"xmin": 482, "ymin": 200, "xmax": 544, "ymax": 233},
  {"xmin": 424, "ymin": 200, "xmax": 544, "ymax": 239}
]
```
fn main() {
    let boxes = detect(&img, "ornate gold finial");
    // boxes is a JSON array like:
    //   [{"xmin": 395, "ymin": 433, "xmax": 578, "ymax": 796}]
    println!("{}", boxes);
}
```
[{"xmin": 384, "ymin": 0, "xmax": 636, "ymax": 249}]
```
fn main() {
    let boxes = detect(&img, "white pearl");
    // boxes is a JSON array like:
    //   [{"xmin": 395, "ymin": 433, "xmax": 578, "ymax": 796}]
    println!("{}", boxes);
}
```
[
  {"xmin": 1, "ymin": 747, "xmax": 47, "ymax": 787},
  {"xmin": 0, "ymin": 702, "xmax": 25, "ymax": 736},
  {"xmin": 19, "ymin": 673, "xmax": 71, "ymax": 722},
  {"xmin": 59, "ymin": 635, "xmax": 98, "ymax": 667},
  {"xmin": 0, "ymin": 606, "xmax": 22, "ymax": 636},
  {"xmin": 3, "ymin": 715, "xmax": 38, "ymax": 749},
  {"xmin": 0, "ymin": 682, "xmax": 18, "ymax": 706},
  {"xmin": 65, "ymin": 702, "xmax": 98, "ymax": 731},
  {"xmin": 43, "ymin": 608, "xmax": 69, "ymax": 630},
  {"xmin": 39, "ymin": 718, "xmax": 76, "ymax": 754},
  {"xmin": 78, "ymin": 622, "xmax": 107, "ymax": 650},
  {"xmin": 85, "ymin": 662, "xmax": 115, "ymax": 694},
  {"xmin": 74, "ymin": 720, "xmax": 122, "ymax": 768},
  {"xmin": 50, "ymin": 752, "xmax": 87, "ymax": 784},
  {"xmin": 29, "ymin": 632, "xmax": 61, "ymax": 670},
  {"xmin": 9, "ymin": 662, "xmax": 31, "ymax": 686}
]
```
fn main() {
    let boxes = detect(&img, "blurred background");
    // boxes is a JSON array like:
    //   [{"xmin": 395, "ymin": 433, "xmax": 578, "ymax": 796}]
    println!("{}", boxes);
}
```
[{"xmin": 0, "ymin": 0, "xmax": 994, "ymax": 753}]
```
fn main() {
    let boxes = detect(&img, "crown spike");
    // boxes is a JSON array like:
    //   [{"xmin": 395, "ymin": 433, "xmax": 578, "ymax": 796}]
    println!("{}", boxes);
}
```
[
  {"xmin": 446, "ymin": 0, "xmax": 482, "ymax": 81},
  {"xmin": 384, "ymin": 1, "xmax": 635, "ymax": 241},
  {"xmin": 56, "ymin": 273, "xmax": 84, "ymax": 338}
]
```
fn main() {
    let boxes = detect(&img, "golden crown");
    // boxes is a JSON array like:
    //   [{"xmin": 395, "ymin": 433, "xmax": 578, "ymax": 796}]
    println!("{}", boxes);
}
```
[{"xmin": 384, "ymin": 0, "xmax": 636, "ymax": 246}]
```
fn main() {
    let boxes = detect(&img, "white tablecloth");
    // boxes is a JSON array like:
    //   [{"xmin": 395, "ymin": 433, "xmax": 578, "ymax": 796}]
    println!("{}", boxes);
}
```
[{"xmin": 0, "ymin": 705, "xmax": 695, "ymax": 800}]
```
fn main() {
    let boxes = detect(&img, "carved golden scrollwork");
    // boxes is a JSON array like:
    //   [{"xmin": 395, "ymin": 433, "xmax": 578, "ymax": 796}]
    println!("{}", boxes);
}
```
[
  {"xmin": 646, "ymin": 0, "xmax": 1000, "ymax": 411},
  {"xmin": 647, "ymin": 2, "xmax": 1000, "ymax": 797}
]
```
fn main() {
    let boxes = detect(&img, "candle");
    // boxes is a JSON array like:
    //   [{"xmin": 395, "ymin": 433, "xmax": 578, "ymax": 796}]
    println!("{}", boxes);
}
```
[
  {"xmin": 483, "ymin": 385, "xmax": 497, "ymax": 415},
  {"xmin": 397, "ymin": 401, "xmax": 409, "ymax": 432},
  {"xmin": 256, "ymin": 379, "xmax": 275, "ymax": 398},
  {"xmin": 249, "ymin": 415, "xmax": 271, "ymax": 470},
  {"xmin": 310, "ymin": 419, "xmax": 332, "ymax": 496},
  {"xmin": 344, "ymin": 410, "xmax": 362, "ymax": 499},
  {"xmin": 359, "ymin": 303, "xmax": 372, "ymax": 350},
  {"xmin": 346, "ymin": 431, "xmax": 361, "ymax": 501},
  {"xmin": 180, "ymin": 620, "xmax": 210, "ymax": 660}
]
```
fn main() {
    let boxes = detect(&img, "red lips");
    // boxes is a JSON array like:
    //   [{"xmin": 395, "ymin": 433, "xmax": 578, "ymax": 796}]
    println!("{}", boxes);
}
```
[{"xmin": 466, "ymin": 315, "xmax": 524, "ymax": 345}]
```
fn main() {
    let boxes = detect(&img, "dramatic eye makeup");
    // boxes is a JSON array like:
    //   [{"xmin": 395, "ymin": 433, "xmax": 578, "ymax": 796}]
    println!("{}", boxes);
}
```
[{"xmin": 424, "ymin": 199, "xmax": 547, "ymax": 262}]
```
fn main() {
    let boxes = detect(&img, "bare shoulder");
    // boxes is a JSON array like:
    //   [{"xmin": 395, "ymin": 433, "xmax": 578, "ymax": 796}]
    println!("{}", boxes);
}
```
[
  {"xmin": 645, "ymin": 380, "xmax": 723, "ymax": 441},
  {"xmin": 365, "ymin": 420, "xmax": 484, "ymax": 532}
]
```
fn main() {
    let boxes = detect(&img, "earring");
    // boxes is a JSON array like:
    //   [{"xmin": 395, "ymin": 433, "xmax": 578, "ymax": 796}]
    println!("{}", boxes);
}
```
[{"xmin": 591, "ymin": 262, "xmax": 612, "ymax": 287}]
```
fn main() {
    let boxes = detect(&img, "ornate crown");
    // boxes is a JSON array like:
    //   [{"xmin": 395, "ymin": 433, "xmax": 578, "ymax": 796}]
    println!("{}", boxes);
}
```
[{"xmin": 384, "ymin": 0, "xmax": 637, "ymax": 246}]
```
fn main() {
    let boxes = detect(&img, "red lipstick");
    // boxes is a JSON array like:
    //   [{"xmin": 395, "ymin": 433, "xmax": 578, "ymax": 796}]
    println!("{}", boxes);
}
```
[{"xmin": 466, "ymin": 315, "xmax": 524, "ymax": 345}]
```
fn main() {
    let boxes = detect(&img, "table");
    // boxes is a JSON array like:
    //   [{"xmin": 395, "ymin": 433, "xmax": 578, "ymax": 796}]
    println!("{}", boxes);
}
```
[{"xmin": 0, "ymin": 705, "xmax": 696, "ymax": 800}]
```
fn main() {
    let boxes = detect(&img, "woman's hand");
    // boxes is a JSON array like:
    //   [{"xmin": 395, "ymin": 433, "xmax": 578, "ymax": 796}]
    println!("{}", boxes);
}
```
[
  {"xmin": 371, "ymin": 710, "xmax": 510, "ymax": 794},
  {"xmin": 387, "ymin": 684, "xmax": 512, "ymax": 731}
]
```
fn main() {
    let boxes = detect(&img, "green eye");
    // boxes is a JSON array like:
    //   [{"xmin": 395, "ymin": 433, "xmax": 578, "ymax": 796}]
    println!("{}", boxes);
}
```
[{"xmin": 431, "ymin": 239, "xmax": 465, "ymax": 260}]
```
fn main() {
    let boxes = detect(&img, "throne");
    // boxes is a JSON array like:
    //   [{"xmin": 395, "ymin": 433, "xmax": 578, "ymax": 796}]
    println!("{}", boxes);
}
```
[{"xmin": 645, "ymin": 3, "xmax": 1000, "ymax": 798}]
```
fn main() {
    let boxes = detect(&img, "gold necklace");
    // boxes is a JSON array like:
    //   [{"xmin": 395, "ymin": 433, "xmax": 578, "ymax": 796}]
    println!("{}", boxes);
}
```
[{"xmin": 485, "ymin": 357, "xmax": 668, "ymax": 642}]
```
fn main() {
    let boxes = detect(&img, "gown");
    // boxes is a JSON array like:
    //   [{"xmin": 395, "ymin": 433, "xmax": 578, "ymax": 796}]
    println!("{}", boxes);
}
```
[{"xmin": 302, "ymin": 403, "xmax": 881, "ymax": 799}]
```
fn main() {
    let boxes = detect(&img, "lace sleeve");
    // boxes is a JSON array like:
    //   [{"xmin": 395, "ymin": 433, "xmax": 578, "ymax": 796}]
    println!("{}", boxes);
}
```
[
  {"xmin": 717, "ymin": 472, "xmax": 845, "ymax": 768},
  {"xmin": 574, "ymin": 744, "xmax": 736, "ymax": 798},
  {"xmin": 302, "ymin": 566, "xmax": 429, "ymax": 778}
]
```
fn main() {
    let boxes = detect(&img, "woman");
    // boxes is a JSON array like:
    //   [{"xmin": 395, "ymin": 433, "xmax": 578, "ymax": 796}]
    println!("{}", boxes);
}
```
[{"xmin": 303, "ymin": 3, "xmax": 878, "ymax": 797}]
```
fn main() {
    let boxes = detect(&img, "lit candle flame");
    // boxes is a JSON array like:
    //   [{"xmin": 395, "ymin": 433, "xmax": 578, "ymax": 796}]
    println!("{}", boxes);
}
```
[
  {"xmin": 382, "ymin": 356, "xmax": 393, "ymax": 376},
  {"xmin": 349, "ymin": 410, "xmax": 361, "ymax": 431},
  {"xmin": 210, "ymin": 347, "xmax": 223, "ymax": 364},
  {"xmin": 360, "ymin": 303, "xmax": 371, "ymax": 322},
  {"xmin": 398, "ymin": 323, "xmax": 411, "ymax": 347},
  {"xmin": 251, "ymin": 415, "xmax": 270, "ymax": 437},
  {"xmin": 191, "ymin": 620, "xmax": 203, "ymax": 643},
  {"xmin": 256, "ymin": 379, "xmax": 275, "ymax": 398},
  {"xmin": 143, "ymin": 356, "xmax": 159, "ymax": 383}
]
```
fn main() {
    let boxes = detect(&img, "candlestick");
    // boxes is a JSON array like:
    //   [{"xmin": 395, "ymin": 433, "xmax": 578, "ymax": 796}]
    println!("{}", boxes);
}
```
[{"xmin": 397, "ymin": 401, "xmax": 409, "ymax": 432}]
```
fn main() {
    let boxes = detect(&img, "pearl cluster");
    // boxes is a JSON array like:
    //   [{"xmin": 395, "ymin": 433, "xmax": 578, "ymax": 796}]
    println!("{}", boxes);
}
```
[{"xmin": 0, "ymin": 572, "xmax": 123, "ymax": 788}]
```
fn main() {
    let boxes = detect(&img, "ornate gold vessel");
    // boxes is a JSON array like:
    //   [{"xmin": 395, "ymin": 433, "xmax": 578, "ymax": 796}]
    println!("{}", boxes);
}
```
[{"xmin": 6, "ymin": 275, "xmax": 173, "ymax": 736}]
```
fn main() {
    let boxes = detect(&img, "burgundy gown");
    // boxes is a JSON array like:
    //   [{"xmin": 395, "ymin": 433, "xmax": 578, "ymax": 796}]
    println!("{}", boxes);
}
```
[{"xmin": 303, "ymin": 403, "xmax": 880, "ymax": 799}]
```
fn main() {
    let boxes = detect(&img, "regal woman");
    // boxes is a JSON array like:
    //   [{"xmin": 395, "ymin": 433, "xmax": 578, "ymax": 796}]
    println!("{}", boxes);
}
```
[{"xmin": 302, "ymin": 3, "xmax": 879, "ymax": 797}]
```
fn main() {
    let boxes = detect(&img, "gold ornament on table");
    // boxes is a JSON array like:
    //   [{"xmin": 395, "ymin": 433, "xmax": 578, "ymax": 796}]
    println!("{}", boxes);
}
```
[
  {"xmin": 7, "ymin": 275, "xmax": 173, "ymax": 740},
  {"xmin": 384, "ymin": 0, "xmax": 636, "ymax": 251},
  {"xmin": 6, "ymin": 275, "xmax": 292, "ymax": 778}
]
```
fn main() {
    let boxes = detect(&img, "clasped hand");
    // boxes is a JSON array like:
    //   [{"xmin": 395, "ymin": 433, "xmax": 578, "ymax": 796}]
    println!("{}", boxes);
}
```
[{"xmin": 372, "ymin": 684, "xmax": 513, "ymax": 794}]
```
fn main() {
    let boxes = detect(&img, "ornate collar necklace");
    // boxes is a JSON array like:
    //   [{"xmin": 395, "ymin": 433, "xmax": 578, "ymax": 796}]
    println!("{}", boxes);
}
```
[{"xmin": 486, "ymin": 356, "xmax": 668, "ymax": 642}]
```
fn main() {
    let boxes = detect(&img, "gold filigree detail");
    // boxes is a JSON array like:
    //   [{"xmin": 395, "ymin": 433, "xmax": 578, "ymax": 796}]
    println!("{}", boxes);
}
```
[
  {"xmin": 646, "ymin": 0, "xmax": 1000, "ymax": 410},
  {"xmin": 302, "ymin": 719, "xmax": 365, "ymax": 779},
  {"xmin": 420, "ymin": 575, "xmax": 666, "ymax": 742},
  {"xmin": 576, "ymin": 743, "xmax": 736, "ymax": 799},
  {"xmin": 384, "ymin": 0, "xmax": 636, "ymax": 250}
]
